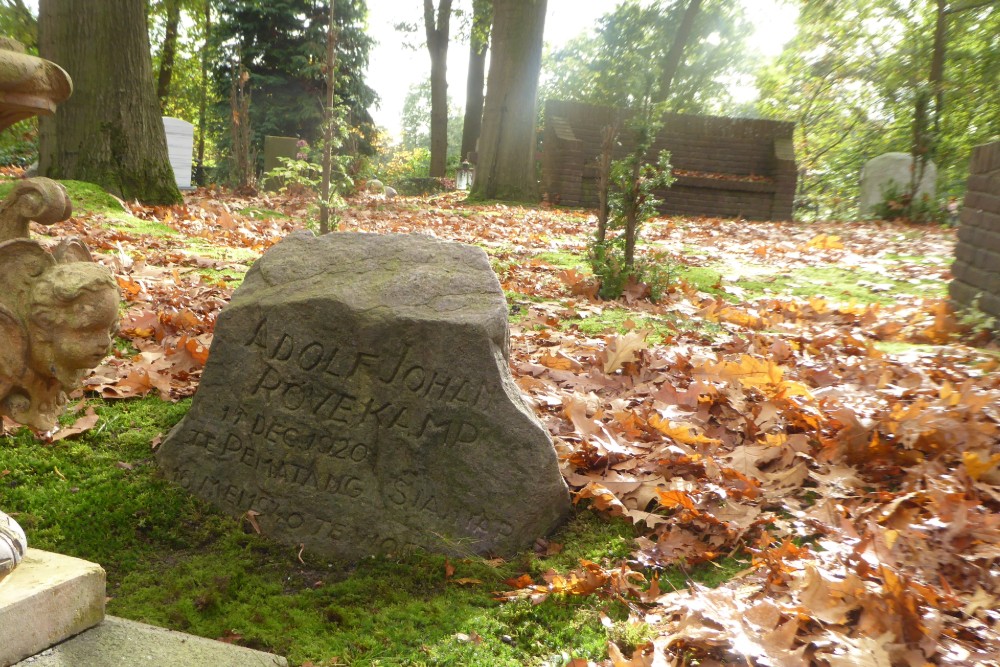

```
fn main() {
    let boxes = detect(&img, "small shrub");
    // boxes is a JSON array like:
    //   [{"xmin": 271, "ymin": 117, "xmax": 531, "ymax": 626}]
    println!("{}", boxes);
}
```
[
  {"xmin": 590, "ymin": 141, "xmax": 674, "ymax": 299},
  {"xmin": 395, "ymin": 176, "xmax": 450, "ymax": 196},
  {"xmin": 873, "ymin": 182, "xmax": 948, "ymax": 224},
  {"xmin": 377, "ymin": 146, "xmax": 431, "ymax": 184},
  {"xmin": 0, "ymin": 118, "xmax": 36, "ymax": 167},
  {"xmin": 268, "ymin": 148, "xmax": 353, "ymax": 230}
]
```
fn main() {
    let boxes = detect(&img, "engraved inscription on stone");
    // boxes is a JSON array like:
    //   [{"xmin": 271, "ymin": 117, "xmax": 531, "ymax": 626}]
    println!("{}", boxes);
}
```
[{"xmin": 157, "ymin": 231, "xmax": 571, "ymax": 559}]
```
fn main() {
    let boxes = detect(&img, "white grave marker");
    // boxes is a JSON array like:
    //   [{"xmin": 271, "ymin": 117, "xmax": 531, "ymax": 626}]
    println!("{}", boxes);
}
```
[{"xmin": 162, "ymin": 117, "xmax": 194, "ymax": 190}]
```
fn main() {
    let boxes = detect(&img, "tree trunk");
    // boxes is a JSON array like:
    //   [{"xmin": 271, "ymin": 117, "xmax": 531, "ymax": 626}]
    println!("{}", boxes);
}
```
[
  {"xmin": 197, "ymin": 1, "xmax": 211, "ymax": 185},
  {"xmin": 424, "ymin": 0, "xmax": 452, "ymax": 178},
  {"xmin": 156, "ymin": 0, "xmax": 181, "ymax": 109},
  {"xmin": 653, "ymin": 0, "xmax": 701, "ymax": 105},
  {"xmin": 460, "ymin": 0, "xmax": 491, "ymax": 161},
  {"xmin": 909, "ymin": 0, "xmax": 947, "ymax": 211},
  {"xmin": 469, "ymin": 0, "xmax": 547, "ymax": 202},
  {"xmin": 37, "ymin": 0, "xmax": 181, "ymax": 204},
  {"xmin": 319, "ymin": 0, "xmax": 337, "ymax": 235}
]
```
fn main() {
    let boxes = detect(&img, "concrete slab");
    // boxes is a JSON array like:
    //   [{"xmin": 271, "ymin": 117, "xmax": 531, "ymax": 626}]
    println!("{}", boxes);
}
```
[
  {"xmin": 14, "ymin": 616, "xmax": 289, "ymax": 666},
  {"xmin": 0, "ymin": 549, "xmax": 105, "ymax": 667}
]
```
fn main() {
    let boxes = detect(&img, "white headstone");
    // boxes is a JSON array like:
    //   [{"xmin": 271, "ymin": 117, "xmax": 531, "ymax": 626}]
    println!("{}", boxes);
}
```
[
  {"xmin": 162, "ymin": 117, "xmax": 194, "ymax": 190},
  {"xmin": 859, "ymin": 152, "xmax": 936, "ymax": 217}
]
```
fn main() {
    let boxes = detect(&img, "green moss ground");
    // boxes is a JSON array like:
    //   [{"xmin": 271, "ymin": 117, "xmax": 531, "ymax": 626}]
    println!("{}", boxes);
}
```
[
  {"xmin": 0, "ymin": 395, "xmax": 741, "ymax": 666},
  {"xmin": 0, "ymin": 179, "xmax": 125, "ymax": 215}
]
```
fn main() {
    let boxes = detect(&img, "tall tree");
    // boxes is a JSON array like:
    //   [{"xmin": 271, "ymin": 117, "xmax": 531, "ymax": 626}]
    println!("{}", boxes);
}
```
[
  {"xmin": 37, "ymin": 0, "xmax": 181, "ymax": 204},
  {"xmin": 212, "ymin": 0, "xmax": 377, "ymax": 173},
  {"xmin": 540, "ymin": 0, "xmax": 753, "ymax": 115},
  {"xmin": 756, "ymin": 0, "xmax": 999, "ymax": 219},
  {"xmin": 651, "ymin": 0, "xmax": 701, "ymax": 104},
  {"xmin": 469, "ymin": 0, "xmax": 547, "ymax": 202},
  {"xmin": 400, "ymin": 79, "xmax": 462, "ymax": 159},
  {"xmin": 460, "ymin": 0, "xmax": 491, "ymax": 161},
  {"xmin": 423, "ymin": 0, "xmax": 453, "ymax": 177},
  {"xmin": 319, "ymin": 0, "xmax": 337, "ymax": 234},
  {"xmin": 155, "ymin": 0, "xmax": 182, "ymax": 109}
]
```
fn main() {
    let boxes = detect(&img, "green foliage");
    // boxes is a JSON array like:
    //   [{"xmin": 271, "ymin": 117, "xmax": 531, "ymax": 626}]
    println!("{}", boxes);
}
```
[
  {"xmin": 376, "ymin": 145, "xmax": 431, "ymax": 183},
  {"xmin": 211, "ymin": 0, "xmax": 378, "ymax": 173},
  {"xmin": 871, "ymin": 182, "xmax": 948, "ymax": 224},
  {"xmin": 268, "ymin": 149, "xmax": 353, "ymax": 230},
  {"xmin": 590, "ymin": 106, "xmax": 675, "ymax": 300},
  {"xmin": 540, "ymin": 0, "xmax": 755, "ymax": 114},
  {"xmin": 0, "ymin": 118, "xmax": 37, "ymax": 166},
  {"xmin": 955, "ymin": 293, "xmax": 998, "ymax": 339},
  {"xmin": 0, "ymin": 0, "xmax": 37, "ymax": 51},
  {"xmin": 756, "ymin": 0, "xmax": 1000, "ymax": 220},
  {"xmin": 394, "ymin": 176, "xmax": 450, "ymax": 196}
]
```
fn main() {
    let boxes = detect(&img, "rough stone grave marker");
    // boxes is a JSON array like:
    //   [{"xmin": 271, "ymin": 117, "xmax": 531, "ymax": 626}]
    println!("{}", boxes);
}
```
[
  {"xmin": 262, "ymin": 135, "xmax": 299, "ymax": 191},
  {"xmin": 156, "ymin": 231, "xmax": 571, "ymax": 559},
  {"xmin": 859, "ymin": 151, "xmax": 937, "ymax": 217}
]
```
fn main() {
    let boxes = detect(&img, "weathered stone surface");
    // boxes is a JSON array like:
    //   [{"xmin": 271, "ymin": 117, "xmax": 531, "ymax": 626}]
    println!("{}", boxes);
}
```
[
  {"xmin": 859, "ymin": 151, "xmax": 937, "ymax": 216},
  {"xmin": 157, "ymin": 231, "xmax": 571, "ymax": 559},
  {"xmin": 950, "ymin": 141, "xmax": 1000, "ymax": 325},
  {"xmin": 0, "ymin": 549, "xmax": 106, "ymax": 666},
  {"xmin": 14, "ymin": 617, "xmax": 288, "ymax": 667},
  {"xmin": 0, "ymin": 37, "xmax": 71, "ymax": 132}
]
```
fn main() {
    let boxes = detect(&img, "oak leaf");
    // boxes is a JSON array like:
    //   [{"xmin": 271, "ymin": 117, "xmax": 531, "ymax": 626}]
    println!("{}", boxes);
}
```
[{"xmin": 602, "ymin": 331, "xmax": 649, "ymax": 374}]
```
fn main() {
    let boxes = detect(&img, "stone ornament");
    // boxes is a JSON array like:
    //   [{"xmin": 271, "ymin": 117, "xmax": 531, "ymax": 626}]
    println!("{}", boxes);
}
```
[
  {"xmin": 0, "ymin": 512, "xmax": 27, "ymax": 578},
  {"xmin": 0, "ymin": 36, "xmax": 71, "ymax": 130},
  {"xmin": 0, "ymin": 38, "xmax": 117, "ymax": 583},
  {"xmin": 0, "ymin": 185, "xmax": 119, "ymax": 583},
  {"xmin": 0, "ymin": 181, "xmax": 119, "ymax": 433}
]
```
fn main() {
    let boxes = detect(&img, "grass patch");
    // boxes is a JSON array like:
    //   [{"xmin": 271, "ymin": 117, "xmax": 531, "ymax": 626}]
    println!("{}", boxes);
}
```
[
  {"xmin": 237, "ymin": 206, "xmax": 291, "ymax": 220},
  {"xmin": 533, "ymin": 250, "xmax": 587, "ymax": 271},
  {"xmin": 676, "ymin": 265, "xmax": 726, "ymax": 295},
  {"xmin": 0, "ymin": 179, "xmax": 125, "ymax": 215},
  {"xmin": 733, "ymin": 266, "xmax": 946, "ymax": 304},
  {"xmin": 106, "ymin": 214, "xmax": 179, "ymax": 237},
  {"xmin": 185, "ymin": 240, "xmax": 260, "ymax": 263},
  {"xmin": 881, "ymin": 253, "xmax": 949, "ymax": 265},
  {"xmin": 873, "ymin": 341, "xmax": 944, "ymax": 355},
  {"xmin": 195, "ymin": 267, "xmax": 248, "ymax": 286}
]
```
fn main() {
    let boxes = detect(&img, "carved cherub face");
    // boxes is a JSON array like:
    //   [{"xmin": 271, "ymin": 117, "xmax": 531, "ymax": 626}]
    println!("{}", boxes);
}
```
[{"xmin": 27, "ymin": 263, "xmax": 119, "ymax": 388}]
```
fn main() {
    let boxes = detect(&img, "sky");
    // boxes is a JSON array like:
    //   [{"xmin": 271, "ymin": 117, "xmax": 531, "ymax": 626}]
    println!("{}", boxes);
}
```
[{"xmin": 365, "ymin": 0, "xmax": 800, "ymax": 140}]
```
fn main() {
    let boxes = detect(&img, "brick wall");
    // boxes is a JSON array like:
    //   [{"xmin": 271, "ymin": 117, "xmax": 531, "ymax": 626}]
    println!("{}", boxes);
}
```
[
  {"xmin": 541, "ymin": 100, "xmax": 797, "ymax": 221},
  {"xmin": 950, "ymin": 141, "xmax": 1000, "ymax": 323}
]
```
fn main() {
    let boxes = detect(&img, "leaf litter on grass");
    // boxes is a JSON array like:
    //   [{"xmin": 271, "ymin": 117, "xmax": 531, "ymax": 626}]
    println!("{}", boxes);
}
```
[{"xmin": 16, "ymin": 185, "xmax": 1000, "ymax": 666}]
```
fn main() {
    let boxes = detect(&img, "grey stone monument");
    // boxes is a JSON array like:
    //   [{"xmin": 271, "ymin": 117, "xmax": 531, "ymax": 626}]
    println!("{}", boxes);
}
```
[
  {"xmin": 262, "ymin": 135, "xmax": 300, "ymax": 192},
  {"xmin": 157, "ymin": 231, "xmax": 571, "ymax": 559},
  {"xmin": 859, "ymin": 151, "xmax": 937, "ymax": 217}
]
